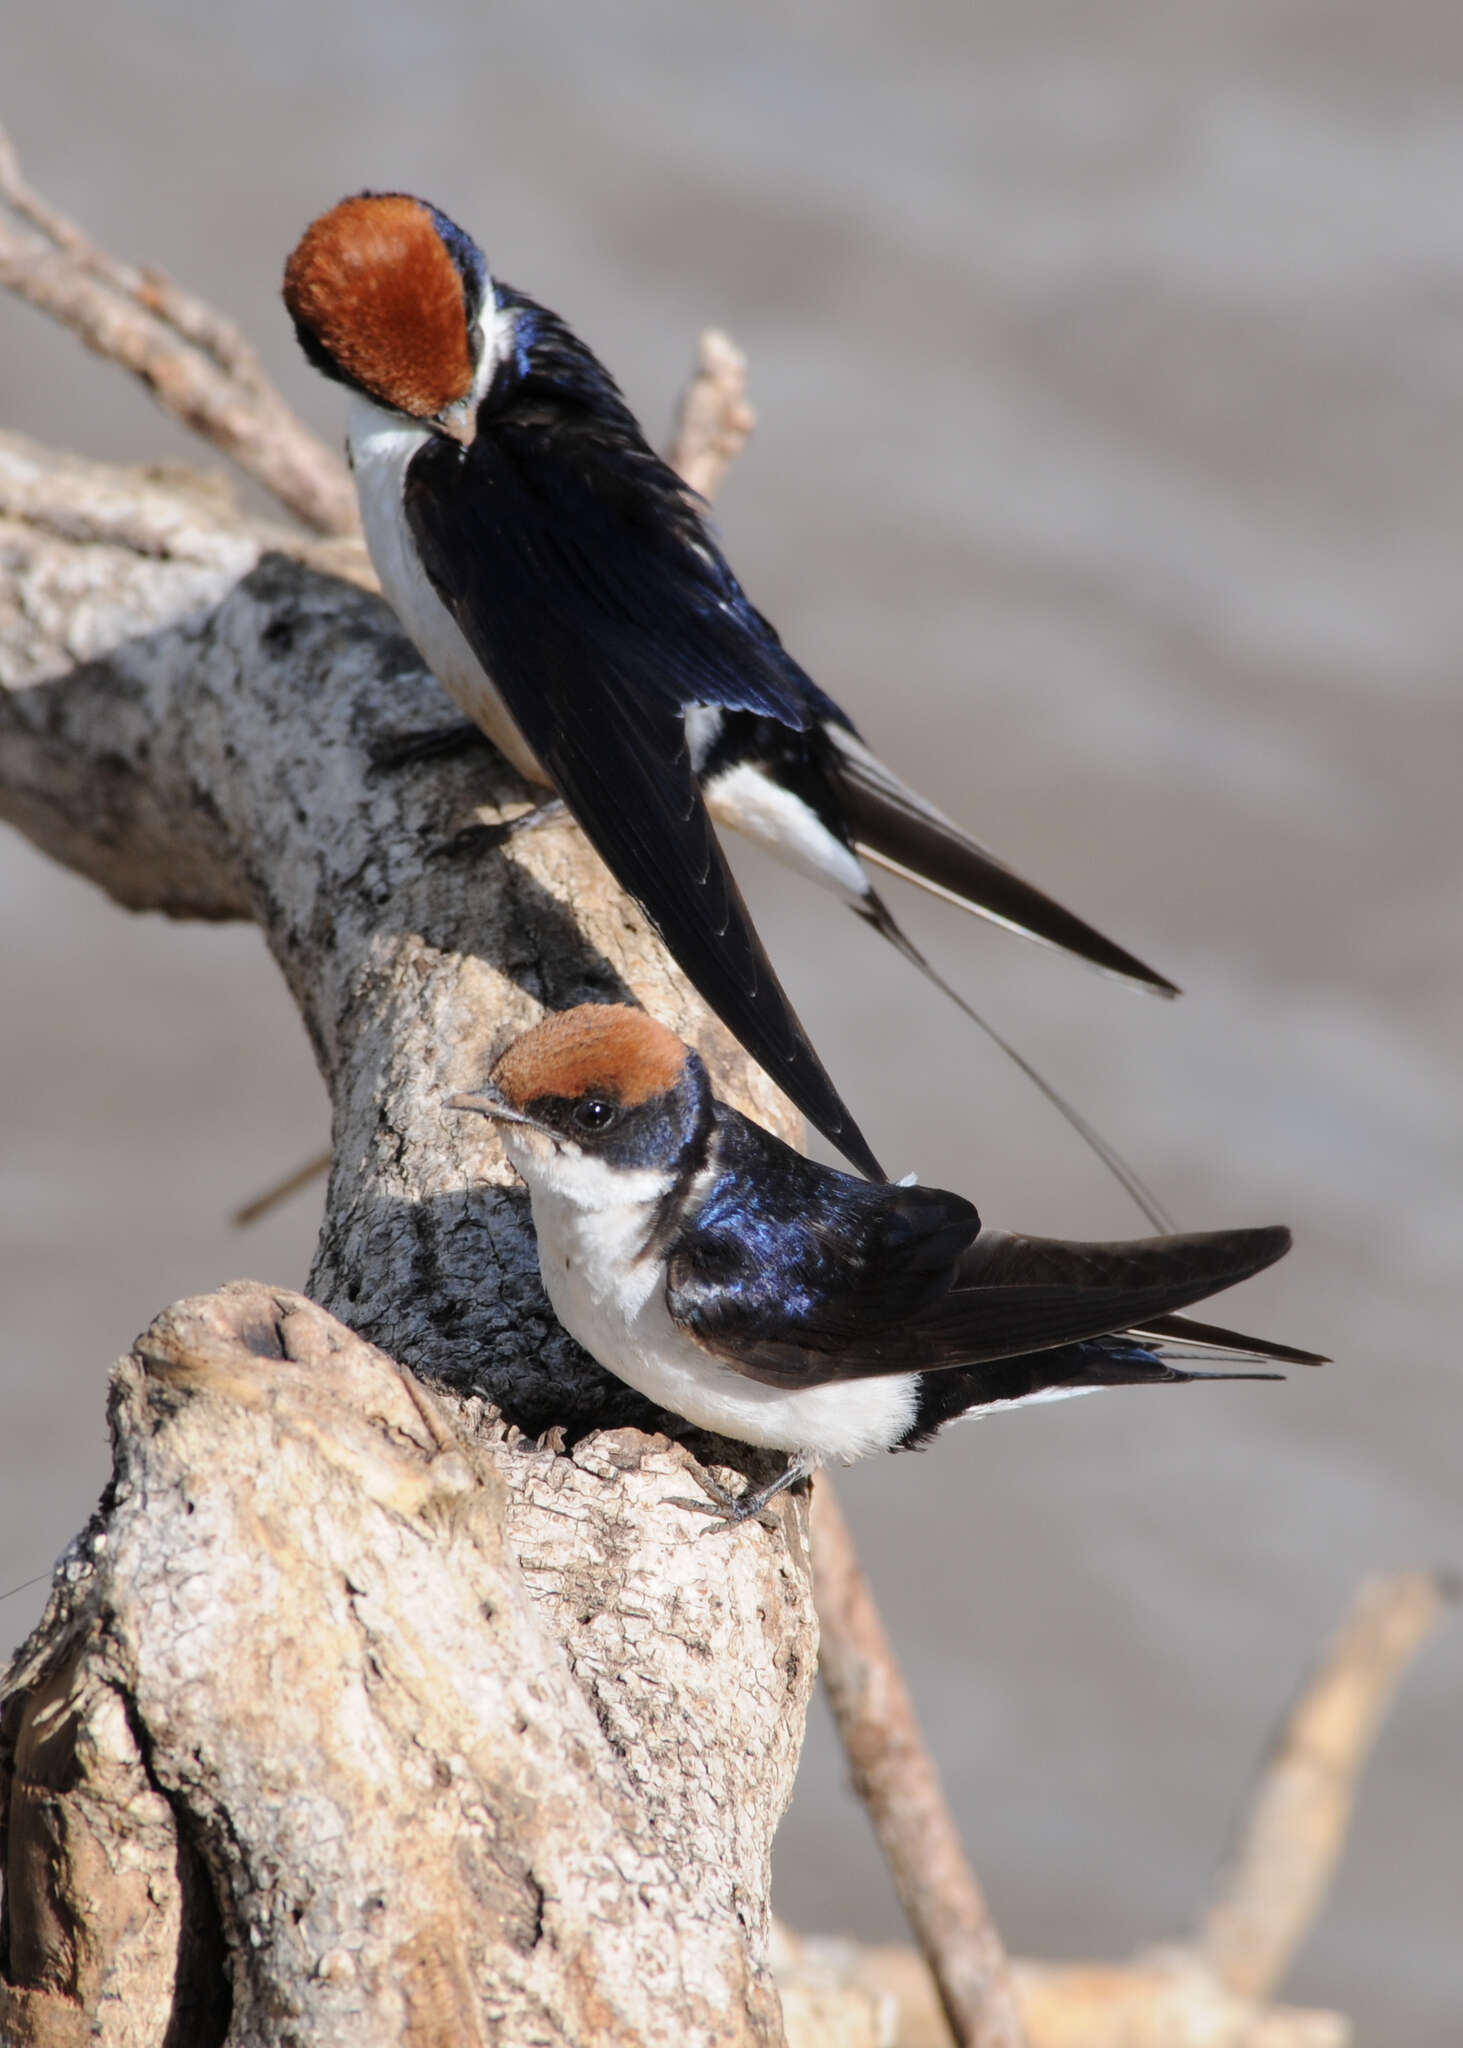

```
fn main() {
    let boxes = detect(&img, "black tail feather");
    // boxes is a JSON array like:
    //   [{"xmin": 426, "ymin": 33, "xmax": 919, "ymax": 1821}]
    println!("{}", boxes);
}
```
[
  {"xmin": 898, "ymin": 1323, "xmax": 1302, "ymax": 1451},
  {"xmin": 829, "ymin": 734, "xmax": 1179, "ymax": 996},
  {"xmin": 1132, "ymin": 1311, "xmax": 1328, "ymax": 1368}
]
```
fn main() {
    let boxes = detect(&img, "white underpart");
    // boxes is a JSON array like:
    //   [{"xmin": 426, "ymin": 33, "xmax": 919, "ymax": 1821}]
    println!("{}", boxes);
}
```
[
  {"xmin": 505, "ymin": 1129, "xmax": 916, "ymax": 1461},
  {"xmin": 346, "ymin": 324, "xmax": 548, "ymax": 787},
  {"xmin": 703, "ymin": 758, "xmax": 870, "ymax": 902}
]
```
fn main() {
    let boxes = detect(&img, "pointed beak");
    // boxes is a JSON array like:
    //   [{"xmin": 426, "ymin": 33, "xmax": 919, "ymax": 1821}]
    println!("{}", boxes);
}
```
[
  {"xmin": 434, "ymin": 397, "xmax": 478, "ymax": 447},
  {"xmin": 447, "ymin": 1085, "xmax": 532, "ymax": 1127}
]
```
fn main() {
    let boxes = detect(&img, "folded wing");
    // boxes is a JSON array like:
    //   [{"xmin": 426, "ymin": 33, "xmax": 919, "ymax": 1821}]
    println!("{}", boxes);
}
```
[
  {"xmin": 670, "ymin": 1148, "xmax": 1302, "ymax": 1388},
  {"xmin": 404, "ymin": 417, "xmax": 885, "ymax": 1180}
]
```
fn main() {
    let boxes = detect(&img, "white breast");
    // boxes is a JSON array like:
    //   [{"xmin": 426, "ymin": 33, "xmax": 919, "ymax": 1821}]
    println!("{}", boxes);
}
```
[
  {"xmin": 346, "ymin": 393, "xmax": 548, "ymax": 787},
  {"xmin": 516, "ymin": 1144, "xmax": 915, "ymax": 1463}
]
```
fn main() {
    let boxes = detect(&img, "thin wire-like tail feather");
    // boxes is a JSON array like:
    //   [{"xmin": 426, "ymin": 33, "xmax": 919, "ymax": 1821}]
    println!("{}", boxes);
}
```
[{"xmin": 856, "ymin": 894, "xmax": 1177, "ymax": 1233}]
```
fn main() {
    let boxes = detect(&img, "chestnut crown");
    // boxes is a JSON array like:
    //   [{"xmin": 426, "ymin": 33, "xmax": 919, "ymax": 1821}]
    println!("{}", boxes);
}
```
[
  {"xmin": 490, "ymin": 1005, "xmax": 690, "ymax": 1117},
  {"xmin": 283, "ymin": 192, "xmax": 486, "ymax": 419}
]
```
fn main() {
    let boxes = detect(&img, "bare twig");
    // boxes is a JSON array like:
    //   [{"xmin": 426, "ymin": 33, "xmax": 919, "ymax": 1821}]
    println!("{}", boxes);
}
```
[
  {"xmin": 811, "ymin": 1475, "xmax": 1027, "ymax": 2048},
  {"xmin": 232, "ymin": 1147, "xmax": 334, "ymax": 1228},
  {"xmin": 789, "ymin": 1937, "xmax": 1348, "ymax": 2048},
  {"xmin": 0, "ymin": 125, "xmax": 357, "ymax": 535},
  {"xmin": 781, "ymin": 1561, "xmax": 1453, "ymax": 2046},
  {"xmin": 665, "ymin": 326, "xmax": 757, "ymax": 500},
  {"xmin": 1199, "ymin": 1567, "xmax": 1458, "ymax": 2002}
]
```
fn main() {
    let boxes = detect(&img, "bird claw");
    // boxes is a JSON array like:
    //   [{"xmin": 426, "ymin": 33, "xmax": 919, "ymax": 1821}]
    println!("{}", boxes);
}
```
[
  {"xmin": 663, "ymin": 1462, "xmax": 795, "ymax": 1533},
  {"xmin": 431, "ymin": 798, "xmax": 568, "ymax": 864},
  {"xmin": 662, "ymin": 1493, "xmax": 781, "ymax": 1534},
  {"xmin": 367, "ymin": 719, "xmax": 491, "ymax": 771}
]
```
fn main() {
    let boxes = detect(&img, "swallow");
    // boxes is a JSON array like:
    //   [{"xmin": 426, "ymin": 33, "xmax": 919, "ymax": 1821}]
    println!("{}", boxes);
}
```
[
  {"xmin": 285, "ymin": 192, "xmax": 1179, "ymax": 1192},
  {"xmin": 448, "ymin": 1006, "xmax": 1323, "ymax": 1526}
]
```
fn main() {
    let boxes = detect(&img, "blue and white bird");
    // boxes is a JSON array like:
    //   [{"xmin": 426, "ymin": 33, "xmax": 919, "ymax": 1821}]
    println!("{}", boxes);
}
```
[
  {"xmin": 286, "ymin": 192, "xmax": 1178, "ymax": 1189},
  {"xmin": 449, "ymin": 1006, "xmax": 1322, "ymax": 1526}
]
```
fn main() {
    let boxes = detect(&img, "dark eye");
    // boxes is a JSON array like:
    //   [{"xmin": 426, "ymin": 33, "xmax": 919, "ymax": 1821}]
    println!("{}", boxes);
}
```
[{"xmin": 572, "ymin": 1097, "xmax": 618, "ymax": 1135}]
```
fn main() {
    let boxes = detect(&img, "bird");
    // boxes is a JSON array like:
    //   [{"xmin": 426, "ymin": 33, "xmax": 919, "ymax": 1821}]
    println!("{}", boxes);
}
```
[
  {"xmin": 448, "ymin": 1005, "xmax": 1323, "ymax": 1527},
  {"xmin": 285, "ymin": 190, "xmax": 1179, "ymax": 1193}
]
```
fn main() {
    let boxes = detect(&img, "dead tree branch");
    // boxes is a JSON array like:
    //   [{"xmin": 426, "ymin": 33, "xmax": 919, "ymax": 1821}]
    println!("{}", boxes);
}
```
[
  {"xmin": 777, "ymin": 1565, "xmax": 1453, "ymax": 2047},
  {"xmin": 666, "ymin": 327, "xmax": 757, "ymax": 501},
  {"xmin": 1198, "ymin": 1568, "xmax": 1458, "ymax": 2003},
  {"xmin": 810, "ymin": 1478, "xmax": 1026, "ymax": 2048},
  {"xmin": 0, "ymin": 156, "xmax": 1016, "ymax": 2027},
  {"xmin": 3, "ymin": 1283, "xmax": 815, "ymax": 2047},
  {"xmin": 1, "ymin": 168, "xmax": 1441, "ymax": 2047},
  {"xmin": 0, "ymin": 126, "xmax": 357, "ymax": 535}
]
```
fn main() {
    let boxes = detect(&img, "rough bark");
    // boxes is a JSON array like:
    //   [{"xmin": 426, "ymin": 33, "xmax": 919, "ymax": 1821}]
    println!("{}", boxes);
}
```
[
  {"xmin": 0, "ymin": 430, "xmax": 816, "ymax": 2045},
  {"xmin": 2, "ymin": 1284, "xmax": 813, "ymax": 2047}
]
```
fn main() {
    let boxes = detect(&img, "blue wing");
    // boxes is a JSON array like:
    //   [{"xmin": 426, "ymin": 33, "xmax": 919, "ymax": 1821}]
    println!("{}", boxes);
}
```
[{"xmin": 666, "ymin": 1111, "xmax": 1304, "ymax": 1388}]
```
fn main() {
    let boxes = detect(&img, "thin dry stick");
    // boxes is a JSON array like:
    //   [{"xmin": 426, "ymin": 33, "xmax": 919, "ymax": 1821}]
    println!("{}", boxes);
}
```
[
  {"xmin": 232, "ymin": 1147, "xmax": 334, "ymax": 1228},
  {"xmin": 811, "ymin": 1473, "xmax": 1027, "ymax": 2048},
  {"xmin": 665, "ymin": 326, "xmax": 757, "ymax": 500},
  {"xmin": 1198, "ymin": 1567, "xmax": 1458, "ymax": 2003},
  {"xmin": 0, "ymin": 126, "xmax": 357, "ymax": 535}
]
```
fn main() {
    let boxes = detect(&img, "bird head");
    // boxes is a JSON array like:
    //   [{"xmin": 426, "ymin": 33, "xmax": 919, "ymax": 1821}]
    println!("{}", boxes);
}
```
[
  {"xmin": 283, "ymin": 192, "xmax": 492, "ymax": 432},
  {"xmin": 449, "ymin": 1005, "xmax": 713, "ymax": 1200}
]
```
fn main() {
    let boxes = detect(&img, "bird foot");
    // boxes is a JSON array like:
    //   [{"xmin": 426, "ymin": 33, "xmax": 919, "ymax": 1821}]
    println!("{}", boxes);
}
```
[
  {"xmin": 663, "ymin": 1488, "xmax": 781, "ymax": 1535},
  {"xmin": 432, "ymin": 798, "xmax": 568, "ymax": 863},
  {"xmin": 367, "ymin": 719, "xmax": 494, "ymax": 771},
  {"xmin": 664, "ymin": 1454, "xmax": 811, "ymax": 1533}
]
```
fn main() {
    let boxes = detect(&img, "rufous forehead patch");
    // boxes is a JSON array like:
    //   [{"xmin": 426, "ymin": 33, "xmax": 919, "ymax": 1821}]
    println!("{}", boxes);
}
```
[
  {"xmin": 492, "ymin": 1006, "xmax": 689, "ymax": 1111},
  {"xmin": 283, "ymin": 194, "xmax": 476, "ymax": 419}
]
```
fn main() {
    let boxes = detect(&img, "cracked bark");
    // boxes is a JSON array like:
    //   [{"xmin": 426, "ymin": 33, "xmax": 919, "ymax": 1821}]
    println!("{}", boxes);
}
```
[{"xmin": 0, "ymin": 429, "xmax": 817, "ymax": 2046}]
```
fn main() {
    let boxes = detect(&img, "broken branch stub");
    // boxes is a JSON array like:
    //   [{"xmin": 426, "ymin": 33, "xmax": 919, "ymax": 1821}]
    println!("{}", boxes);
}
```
[{"xmin": 2, "ymin": 1285, "xmax": 815, "ymax": 2046}]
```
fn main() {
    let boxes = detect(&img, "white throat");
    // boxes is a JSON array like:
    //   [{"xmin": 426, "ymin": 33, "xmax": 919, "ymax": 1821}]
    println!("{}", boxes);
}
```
[{"xmin": 345, "ymin": 359, "xmax": 546, "ymax": 785}]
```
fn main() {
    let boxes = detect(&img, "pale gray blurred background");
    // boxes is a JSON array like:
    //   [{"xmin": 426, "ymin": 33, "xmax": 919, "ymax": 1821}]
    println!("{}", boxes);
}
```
[{"xmin": 2, "ymin": 3, "xmax": 1460, "ymax": 2039}]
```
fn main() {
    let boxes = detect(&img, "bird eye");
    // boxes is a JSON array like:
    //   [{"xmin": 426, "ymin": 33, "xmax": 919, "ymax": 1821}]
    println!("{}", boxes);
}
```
[{"xmin": 572, "ymin": 1097, "xmax": 618, "ymax": 1134}]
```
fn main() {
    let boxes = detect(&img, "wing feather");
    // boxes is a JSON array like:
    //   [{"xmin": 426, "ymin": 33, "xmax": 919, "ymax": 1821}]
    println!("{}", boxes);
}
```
[
  {"xmin": 403, "ymin": 422, "xmax": 884, "ymax": 1179},
  {"xmin": 669, "ymin": 1123, "xmax": 1294, "ymax": 1391}
]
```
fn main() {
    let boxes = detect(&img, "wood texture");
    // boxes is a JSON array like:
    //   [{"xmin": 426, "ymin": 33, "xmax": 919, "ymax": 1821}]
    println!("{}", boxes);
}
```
[
  {"xmin": 0, "ymin": 431, "xmax": 818, "ymax": 2045},
  {"xmin": 3, "ymin": 1284, "xmax": 815, "ymax": 2046}
]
